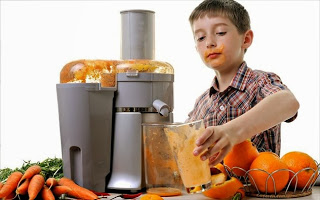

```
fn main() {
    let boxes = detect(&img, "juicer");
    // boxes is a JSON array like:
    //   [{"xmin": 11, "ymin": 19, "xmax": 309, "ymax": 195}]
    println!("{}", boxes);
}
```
[{"xmin": 56, "ymin": 10, "xmax": 174, "ymax": 192}]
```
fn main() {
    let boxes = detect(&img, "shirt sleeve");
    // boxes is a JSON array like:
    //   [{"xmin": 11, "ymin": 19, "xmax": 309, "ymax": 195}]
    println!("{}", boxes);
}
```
[
  {"xmin": 258, "ymin": 72, "xmax": 287, "ymax": 98},
  {"xmin": 257, "ymin": 71, "xmax": 297, "ymax": 123}
]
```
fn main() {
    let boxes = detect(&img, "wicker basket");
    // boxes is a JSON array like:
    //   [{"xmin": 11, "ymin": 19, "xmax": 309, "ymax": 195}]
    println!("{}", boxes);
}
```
[{"xmin": 223, "ymin": 162, "xmax": 320, "ymax": 199}]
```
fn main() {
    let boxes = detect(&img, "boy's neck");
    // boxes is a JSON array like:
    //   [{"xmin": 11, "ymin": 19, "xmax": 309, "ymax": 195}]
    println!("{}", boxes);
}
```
[
  {"xmin": 215, "ymin": 73, "xmax": 234, "ymax": 92},
  {"xmin": 214, "ymin": 63, "xmax": 241, "ymax": 92}
]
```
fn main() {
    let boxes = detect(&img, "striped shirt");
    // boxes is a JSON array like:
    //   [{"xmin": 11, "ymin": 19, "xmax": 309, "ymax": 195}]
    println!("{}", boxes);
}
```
[{"xmin": 186, "ymin": 62, "xmax": 297, "ymax": 155}]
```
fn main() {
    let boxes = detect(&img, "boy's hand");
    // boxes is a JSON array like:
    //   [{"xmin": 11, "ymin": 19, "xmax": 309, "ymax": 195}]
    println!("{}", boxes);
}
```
[{"xmin": 193, "ymin": 125, "xmax": 237, "ymax": 167}]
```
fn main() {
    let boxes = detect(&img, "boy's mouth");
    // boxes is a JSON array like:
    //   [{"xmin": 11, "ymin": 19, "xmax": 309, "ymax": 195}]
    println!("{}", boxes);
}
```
[
  {"xmin": 204, "ymin": 44, "xmax": 225, "ymax": 65},
  {"xmin": 204, "ymin": 45, "xmax": 224, "ymax": 59},
  {"xmin": 206, "ymin": 52, "xmax": 221, "ymax": 59}
]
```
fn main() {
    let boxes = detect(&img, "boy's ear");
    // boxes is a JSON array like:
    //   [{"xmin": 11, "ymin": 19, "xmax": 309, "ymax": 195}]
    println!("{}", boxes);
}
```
[{"xmin": 242, "ymin": 30, "xmax": 254, "ymax": 49}]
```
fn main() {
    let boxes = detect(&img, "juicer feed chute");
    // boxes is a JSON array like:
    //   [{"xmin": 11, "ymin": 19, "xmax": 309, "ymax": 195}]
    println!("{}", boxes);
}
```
[{"xmin": 121, "ymin": 10, "xmax": 155, "ymax": 60}]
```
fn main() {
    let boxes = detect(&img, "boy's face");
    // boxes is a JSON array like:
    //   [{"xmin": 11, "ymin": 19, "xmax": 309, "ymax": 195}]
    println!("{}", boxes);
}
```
[{"xmin": 192, "ymin": 15, "xmax": 251, "ymax": 72}]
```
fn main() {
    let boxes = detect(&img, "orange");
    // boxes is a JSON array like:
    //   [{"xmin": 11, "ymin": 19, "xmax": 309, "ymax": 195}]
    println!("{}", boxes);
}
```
[
  {"xmin": 203, "ymin": 177, "xmax": 244, "ymax": 199},
  {"xmin": 281, "ymin": 151, "xmax": 318, "ymax": 189},
  {"xmin": 224, "ymin": 140, "xmax": 259, "ymax": 176},
  {"xmin": 211, "ymin": 172, "xmax": 227, "ymax": 185},
  {"xmin": 213, "ymin": 163, "xmax": 228, "ymax": 177},
  {"xmin": 210, "ymin": 164, "xmax": 228, "ymax": 185},
  {"xmin": 249, "ymin": 152, "xmax": 289, "ymax": 193},
  {"xmin": 146, "ymin": 187, "xmax": 181, "ymax": 197},
  {"xmin": 190, "ymin": 169, "xmax": 227, "ymax": 193},
  {"xmin": 140, "ymin": 194, "xmax": 164, "ymax": 200},
  {"xmin": 188, "ymin": 186, "xmax": 202, "ymax": 193}
]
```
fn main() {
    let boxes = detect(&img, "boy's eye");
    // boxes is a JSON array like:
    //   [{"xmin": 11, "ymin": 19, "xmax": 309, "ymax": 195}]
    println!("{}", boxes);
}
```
[
  {"xmin": 197, "ymin": 36, "xmax": 205, "ymax": 42},
  {"xmin": 216, "ymin": 32, "xmax": 226, "ymax": 36}
]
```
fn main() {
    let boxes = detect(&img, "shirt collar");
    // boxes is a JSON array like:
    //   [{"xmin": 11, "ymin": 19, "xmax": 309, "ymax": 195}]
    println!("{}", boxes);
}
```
[{"xmin": 209, "ymin": 62, "xmax": 251, "ymax": 96}]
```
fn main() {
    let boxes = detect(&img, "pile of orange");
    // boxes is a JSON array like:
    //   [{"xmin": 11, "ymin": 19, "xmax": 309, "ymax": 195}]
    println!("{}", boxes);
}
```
[{"xmin": 207, "ymin": 138, "xmax": 319, "ymax": 196}]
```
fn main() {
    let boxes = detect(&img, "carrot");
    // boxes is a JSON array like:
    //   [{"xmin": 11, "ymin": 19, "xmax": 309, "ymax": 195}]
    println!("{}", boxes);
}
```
[
  {"xmin": 0, "ymin": 182, "xmax": 3, "ymax": 190},
  {"xmin": 3, "ymin": 191, "xmax": 16, "ymax": 200},
  {"xmin": 0, "ymin": 171, "xmax": 23, "ymax": 198},
  {"xmin": 41, "ymin": 185, "xmax": 55, "ymax": 200},
  {"xmin": 52, "ymin": 185, "xmax": 72, "ymax": 196},
  {"xmin": 16, "ymin": 178, "xmax": 30, "ymax": 195},
  {"xmin": 58, "ymin": 177, "xmax": 98, "ymax": 200},
  {"xmin": 232, "ymin": 188, "xmax": 246, "ymax": 200},
  {"xmin": 45, "ymin": 177, "xmax": 58, "ymax": 189},
  {"xmin": 18, "ymin": 165, "xmax": 41, "ymax": 186},
  {"xmin": 28, "ymin": 174, "xmax": 45, "ymax": 200}
]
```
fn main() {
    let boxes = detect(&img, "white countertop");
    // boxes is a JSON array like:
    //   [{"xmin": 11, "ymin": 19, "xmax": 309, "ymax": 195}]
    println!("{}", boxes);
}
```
[{"xmin": 107, "ymin": 186, "xmax": 320, "ymax": 200}]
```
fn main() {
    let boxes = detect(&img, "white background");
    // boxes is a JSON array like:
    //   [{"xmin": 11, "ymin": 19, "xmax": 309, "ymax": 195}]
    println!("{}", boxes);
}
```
[{"xmin": 1, "ymin": 1, "xmax": 319, "ymax": 168}]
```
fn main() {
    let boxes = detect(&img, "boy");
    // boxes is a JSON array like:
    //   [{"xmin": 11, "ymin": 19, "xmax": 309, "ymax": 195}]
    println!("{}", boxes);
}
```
[{"xmin": 188, "ymin": 0, "xmax": 300, "ymax": 167}]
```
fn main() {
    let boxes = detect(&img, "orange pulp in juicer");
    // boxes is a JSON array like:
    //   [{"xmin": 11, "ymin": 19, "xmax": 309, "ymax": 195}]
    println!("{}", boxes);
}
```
[{"xmin": 60, "ymin": 59, "xmax": 174, "ymax": 87}]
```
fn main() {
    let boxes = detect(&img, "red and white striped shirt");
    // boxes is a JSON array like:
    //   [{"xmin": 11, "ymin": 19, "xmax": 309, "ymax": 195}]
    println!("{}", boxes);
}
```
[{"xmin": 186, "ymin": 62, "xmax": 297, "ymax": 155}]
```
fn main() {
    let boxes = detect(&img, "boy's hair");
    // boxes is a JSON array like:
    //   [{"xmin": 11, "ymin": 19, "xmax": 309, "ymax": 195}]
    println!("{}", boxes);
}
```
[{"xmin": 189, "ymin": 0, "xmax": 251, "ymax": 34}]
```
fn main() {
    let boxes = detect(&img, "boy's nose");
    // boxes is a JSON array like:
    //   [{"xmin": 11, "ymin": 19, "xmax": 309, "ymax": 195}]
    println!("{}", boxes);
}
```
[{"xmin": 206, "ymin": 37, "xmax": 217, "ymax": 48}]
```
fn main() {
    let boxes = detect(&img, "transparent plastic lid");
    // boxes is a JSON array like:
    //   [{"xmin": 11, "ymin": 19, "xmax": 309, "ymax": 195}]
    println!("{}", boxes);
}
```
[
  {"xmin": 60, "ymin": 59, "xmax": 174, "ymax": 86},
  {"xmin": 116, "ymin": 59, "xmax": 173, "ymax": 74}
]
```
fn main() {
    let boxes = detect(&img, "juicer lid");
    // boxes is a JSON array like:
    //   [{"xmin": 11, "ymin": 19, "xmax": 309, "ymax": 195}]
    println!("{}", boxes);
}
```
[
  {"xmin": 59, "ymin": 59, "xmax": 174, "ymax": 84},
  {"xmin": 116, "ymin": 59, "xmax": 173, "ymax": 74}
]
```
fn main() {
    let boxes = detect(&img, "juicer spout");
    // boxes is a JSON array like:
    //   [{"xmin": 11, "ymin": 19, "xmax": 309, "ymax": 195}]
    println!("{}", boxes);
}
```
[{"xmin": 153, "ymin": 99, "xmax": 170, "ymax": 117}]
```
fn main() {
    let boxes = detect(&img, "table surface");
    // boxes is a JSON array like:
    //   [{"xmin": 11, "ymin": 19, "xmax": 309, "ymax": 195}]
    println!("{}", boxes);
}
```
[{"xmin": 107, "ymin": 186, "xmax": 320, "ymax": 200}]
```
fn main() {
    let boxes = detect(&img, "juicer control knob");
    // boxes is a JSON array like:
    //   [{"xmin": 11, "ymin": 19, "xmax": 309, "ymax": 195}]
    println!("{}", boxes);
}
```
[{"xmin": 153, "ymin": 99, "xmax": 170, "ymax": 117}]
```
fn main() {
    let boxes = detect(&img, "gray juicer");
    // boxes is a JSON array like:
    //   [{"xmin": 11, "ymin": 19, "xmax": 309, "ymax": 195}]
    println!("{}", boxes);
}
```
[{"xmin": 56, "ymin": 10, "xmax": 174, "ymax": 192}]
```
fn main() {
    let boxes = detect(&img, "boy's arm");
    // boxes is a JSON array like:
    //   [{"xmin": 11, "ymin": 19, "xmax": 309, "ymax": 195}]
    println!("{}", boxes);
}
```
[
  {"xmin": 193, "ymin": 89, "xmax": 299, "ymax": 167},
  {"xmin": 225, "ymin": 89, "xmax": 299, "ymax": 144}
]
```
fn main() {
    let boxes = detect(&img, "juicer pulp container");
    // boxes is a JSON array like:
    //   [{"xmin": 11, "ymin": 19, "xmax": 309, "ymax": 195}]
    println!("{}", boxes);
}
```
[{"xmin": 57, "ymin": 83, "xmax": 115, "ymax": 192}]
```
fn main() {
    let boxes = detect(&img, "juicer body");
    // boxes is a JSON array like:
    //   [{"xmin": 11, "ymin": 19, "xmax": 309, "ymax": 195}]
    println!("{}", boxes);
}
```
[{"xmin": 56, "ymin": 72, "xmax": 174, "ymax": 192}]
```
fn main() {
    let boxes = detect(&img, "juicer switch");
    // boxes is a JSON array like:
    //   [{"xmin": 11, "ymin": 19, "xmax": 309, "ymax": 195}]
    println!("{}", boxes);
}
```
[
  {"xmin": 153, "ymin": 99, "xmax": 170, "ymax": 117},
  {"xmin": 126, "ymin": 70, "xmax": 139, "ymax": 77}
]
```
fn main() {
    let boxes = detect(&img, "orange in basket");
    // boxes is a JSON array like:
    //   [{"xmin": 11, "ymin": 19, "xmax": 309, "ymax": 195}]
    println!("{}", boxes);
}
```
[
  {"xmin": 281, "ymin": 151, "xmax": 318, "ymax": 189},
  {"xmin": 249, "ymin": 152, "xmax": 289, "ymax": 193},
  {"xmin": 224, "ymin": 140, "xmax": 259, "ymax": 176}
]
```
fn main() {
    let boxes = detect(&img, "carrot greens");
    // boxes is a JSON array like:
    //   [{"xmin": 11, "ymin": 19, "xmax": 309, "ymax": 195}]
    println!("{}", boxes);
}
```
[{"xmin": 0, "ymin": 158, "xmax": 63, "ymax": 182}]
